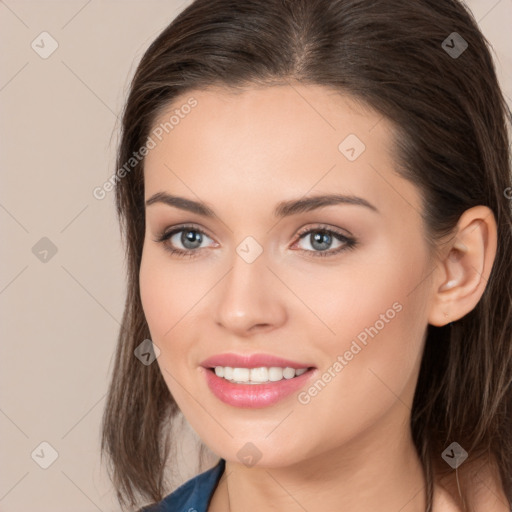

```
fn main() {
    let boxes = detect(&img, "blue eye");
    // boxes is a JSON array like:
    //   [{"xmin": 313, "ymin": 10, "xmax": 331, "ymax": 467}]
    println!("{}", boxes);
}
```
[
  {"xmin": 153, "ymin": 224, "xmax": 358, "ymax": 259},
  {"xmin": 154, "ymin": 224, "xmax": 214, "ymax": 258},
  {"xmin": 293, "ymin": 226, "xmax": 357, "ymax": 257}
]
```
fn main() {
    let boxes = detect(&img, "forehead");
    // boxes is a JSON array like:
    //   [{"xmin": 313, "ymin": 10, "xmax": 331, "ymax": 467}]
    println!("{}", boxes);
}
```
[
  {"xmin": 151, "ymin": 83, "xmax": 386, "ymax": 152},
  {"xmin": 143, "ymin": 84, "xmax": 421, "ymax": 220}
]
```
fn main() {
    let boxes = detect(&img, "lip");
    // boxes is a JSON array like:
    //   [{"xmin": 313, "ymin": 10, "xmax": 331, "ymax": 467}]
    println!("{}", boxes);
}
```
[
  {"xmin": 200, "ymin": 352, "xmax": 317, "ymax": 408},
  {"xmin": 200, "ymin": 352, "xmax": 314, "ymax": 370}
]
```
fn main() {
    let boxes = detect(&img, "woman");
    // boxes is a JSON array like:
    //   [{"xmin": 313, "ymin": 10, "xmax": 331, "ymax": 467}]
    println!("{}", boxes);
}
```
[{"xmin": 100, "ymin": 0, "xmax": 512, "ymax": 511}]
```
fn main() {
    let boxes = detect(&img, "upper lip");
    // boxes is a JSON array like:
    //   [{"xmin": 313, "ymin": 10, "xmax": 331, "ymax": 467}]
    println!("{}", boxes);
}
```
[{"xmin": 200, "ymin": 353, "xmax": 315, "ymax": 369}]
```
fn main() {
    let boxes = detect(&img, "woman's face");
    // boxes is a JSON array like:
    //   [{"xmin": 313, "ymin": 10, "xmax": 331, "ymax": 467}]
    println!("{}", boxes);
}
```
[{"xmin": 140, "ymin": 84, "xmax": 437, "ymax": 467}]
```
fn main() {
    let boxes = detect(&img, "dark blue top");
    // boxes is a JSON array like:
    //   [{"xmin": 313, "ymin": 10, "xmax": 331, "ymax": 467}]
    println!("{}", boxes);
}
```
[{"xmin": 140, "ymin": 458, "xmax": 226, "ymax": 512}]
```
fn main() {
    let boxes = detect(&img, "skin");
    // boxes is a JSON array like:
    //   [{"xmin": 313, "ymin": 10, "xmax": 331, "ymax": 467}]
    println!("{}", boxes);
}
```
[{"xmin": 139, "ymin": 83, "xmax": 501, "ymax": 511}]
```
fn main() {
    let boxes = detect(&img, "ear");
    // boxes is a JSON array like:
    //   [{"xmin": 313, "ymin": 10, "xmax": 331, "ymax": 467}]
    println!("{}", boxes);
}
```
[{"xmin": 428, "ymin": 205, "xmax": 497, "ymax": 327}]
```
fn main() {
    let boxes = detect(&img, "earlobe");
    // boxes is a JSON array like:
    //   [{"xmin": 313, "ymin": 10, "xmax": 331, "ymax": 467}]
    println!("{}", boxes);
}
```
[{"xmin": 428, "ymin": 206, "xmax": 497, "ymax": 327}]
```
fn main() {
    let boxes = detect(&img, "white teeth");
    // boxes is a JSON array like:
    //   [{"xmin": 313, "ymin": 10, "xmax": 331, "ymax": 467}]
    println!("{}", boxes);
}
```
[
  {"xmin": 268, "ymin": 367, "xmax": 283, "ymax": 381},
  {"xmin": 213, "ymin": 366, "xmax": 309, "ymax": 384},
  {"xmin": 250, "ymin": 367, "xmax": 269, "ymax": 382},
  {"xmin": 232, "ymin": 367, "xmax": 250, "ymax": 382},
  {"xmin": 282, "ymin": 367, "xmax": 295, "ymax": 379}
]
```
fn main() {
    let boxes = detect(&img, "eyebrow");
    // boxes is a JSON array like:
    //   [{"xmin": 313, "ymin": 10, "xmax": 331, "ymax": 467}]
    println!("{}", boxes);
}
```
[{"xmin": 145, "ymin": 191, "xmax": 379, "ymax": 217}]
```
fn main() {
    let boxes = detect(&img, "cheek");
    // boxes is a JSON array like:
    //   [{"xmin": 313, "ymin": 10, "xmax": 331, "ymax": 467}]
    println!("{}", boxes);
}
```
[
  {"xmin": 139, "ymin": 248, "xmax": 203, "ymax": 336},
  {"xmin": 139, "ymin": 251, "xmax": 196, "ymax": 400},
  {"xmin": 300, "ymin": 238, "xmax": 430, "ymax": 393},
  {"xmin": 292, "ymin": 281, "xmax": 428, "ymax": 455},
  {"xmin": 139, "ymin": 253, "xmax": 169, "ymax": 334},
  {"xmin": 342, "ymin": 277, "xmax": 427, "ymax": 395},
  {"xmin": 288, "ymin": 244, "xmax": 427, "ymax": 346},
  {"xmin": 138, "ymin": 246, "xmax": 219, "ymax": 392}
]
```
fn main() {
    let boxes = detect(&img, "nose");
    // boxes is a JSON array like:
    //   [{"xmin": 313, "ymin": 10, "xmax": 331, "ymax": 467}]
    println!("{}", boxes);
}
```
[{"xmin": 214, "ymin": 247, "xmax": 287, "ymax": 337}]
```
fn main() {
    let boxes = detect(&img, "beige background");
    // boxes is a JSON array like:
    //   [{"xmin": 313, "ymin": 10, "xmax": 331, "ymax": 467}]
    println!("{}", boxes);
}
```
[{"xmin": 0, "ymin": 1, "xmax": 510, "ymax": 511}]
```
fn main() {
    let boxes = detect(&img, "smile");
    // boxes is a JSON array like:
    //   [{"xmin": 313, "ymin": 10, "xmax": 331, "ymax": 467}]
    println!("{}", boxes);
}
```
[
  {"xmin": 202, "ymin": 366, "xmax": 317, "ymax": 408},
  {"xmin": 212, "ymin": 366, "xmax": 308, "ymax": 384}
]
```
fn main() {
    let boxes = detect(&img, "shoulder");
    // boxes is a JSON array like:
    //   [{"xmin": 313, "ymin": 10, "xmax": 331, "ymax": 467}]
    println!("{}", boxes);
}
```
[{"xmin": 139, "ymin": 458, "xmax": 226, "ymax": 512}]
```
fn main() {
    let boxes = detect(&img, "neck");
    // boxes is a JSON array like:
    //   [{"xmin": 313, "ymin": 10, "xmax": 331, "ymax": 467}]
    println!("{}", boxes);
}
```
[{"xmin": 213, "ymin": 402, "xmax": 428, "ymax": 512}]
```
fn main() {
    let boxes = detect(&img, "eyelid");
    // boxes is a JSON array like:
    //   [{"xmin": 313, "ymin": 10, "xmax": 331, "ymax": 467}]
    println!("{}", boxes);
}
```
[
  {"xmin": 155, "ymin": 222, "xmax": 352, "ymax": 242},
  {"xmin": 154, "ymin": 223, "xmax": 214, "ymax": 242},
  {"xmin": 154, "ymin": 222, "xmax": 357, "ymax": 258},
  {"xmin": 295, "ymin": 223, "xmax": 354, "ymax": 239},
  {"xmin": 291, "ymin": 224, "xmax": 357, "ymax": 257}
]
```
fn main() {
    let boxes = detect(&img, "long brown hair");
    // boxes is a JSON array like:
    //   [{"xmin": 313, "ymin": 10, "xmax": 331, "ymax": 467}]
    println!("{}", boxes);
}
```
[{"xmin": 100, "ymin": 0, "xmax": 512, "ymax": 510}]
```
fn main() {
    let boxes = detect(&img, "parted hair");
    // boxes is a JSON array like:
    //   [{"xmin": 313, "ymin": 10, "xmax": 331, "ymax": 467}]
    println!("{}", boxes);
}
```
[{"xmin": 100, "ymin": 0, "xmax": 512, "ymax": 510}]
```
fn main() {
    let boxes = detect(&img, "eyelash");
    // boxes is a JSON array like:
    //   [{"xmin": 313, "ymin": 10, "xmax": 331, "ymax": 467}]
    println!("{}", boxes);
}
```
[{"xmin": 153, "ymin": 223, "xmax": 358, "ymax": 259}]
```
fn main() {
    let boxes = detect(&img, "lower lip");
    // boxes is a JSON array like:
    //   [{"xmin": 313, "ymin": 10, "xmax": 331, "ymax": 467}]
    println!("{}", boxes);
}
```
[{"xmin": 202, "ymin": 367, "xmax": 317, "ymax": 408}]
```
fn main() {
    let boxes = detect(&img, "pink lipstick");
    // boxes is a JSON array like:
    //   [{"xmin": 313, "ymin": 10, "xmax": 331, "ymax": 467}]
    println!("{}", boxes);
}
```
[{"xmin": 200, "ymin": 353, "xmax": 317, "ymax": 408}]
